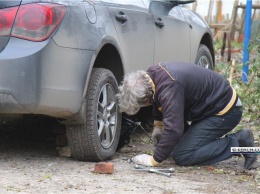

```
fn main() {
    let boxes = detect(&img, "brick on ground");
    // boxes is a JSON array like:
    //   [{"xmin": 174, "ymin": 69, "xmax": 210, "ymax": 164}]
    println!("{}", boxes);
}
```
[{"xmin": 94, "ymin": 162, "xmax": 114, "ymax": 174}]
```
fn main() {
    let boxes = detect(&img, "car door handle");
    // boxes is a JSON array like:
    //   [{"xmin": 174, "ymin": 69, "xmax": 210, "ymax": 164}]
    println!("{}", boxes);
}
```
[
  {"xmin": 115, "ymin": 13, "xmax": 128, "ymax": 23},
  {"xmin": 155, "ymin": 18, "xmax": 164, "ymax": 28}
]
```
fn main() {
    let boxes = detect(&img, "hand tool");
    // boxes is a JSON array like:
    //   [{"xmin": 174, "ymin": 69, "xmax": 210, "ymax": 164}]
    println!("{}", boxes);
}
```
[
  {"xmin": 134, "ymin": 164, "xmax": 175, "ymax": 172},
  {"xmin": 132, "ymin": 164, "xmax": 174, "ymax": 177}
]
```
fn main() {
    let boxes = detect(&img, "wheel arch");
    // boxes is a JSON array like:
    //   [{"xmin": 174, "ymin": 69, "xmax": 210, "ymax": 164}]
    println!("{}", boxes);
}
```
[
  {"xmin": 200, "ymin": 33, "xmax": 215, "ymax": 67},
  {"xmin": 61, "ymin": 40, "xmax": 124, "ymax": 125},
  {"xmin": 92, "ymin": 44, "xmax": 124, "ymax": 85}
]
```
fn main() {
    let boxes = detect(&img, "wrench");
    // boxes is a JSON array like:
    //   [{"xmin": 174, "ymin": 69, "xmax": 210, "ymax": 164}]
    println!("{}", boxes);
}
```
[
  {"xmin": 133, "ymin": 168, "xmax": 172, "ymax": 177},
  {"xmin": 133, "ymin": 164, "xmax": 174, "ymax": 177},
  {"xmin": 134, "ymin": 164, "xmax": 175, "ymax": 172}
]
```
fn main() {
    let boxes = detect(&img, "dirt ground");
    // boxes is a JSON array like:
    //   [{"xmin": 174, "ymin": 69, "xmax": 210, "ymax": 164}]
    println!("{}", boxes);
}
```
[{"xmin": 0, "ymin": 117, "xmax": 259, "ymax": 194}]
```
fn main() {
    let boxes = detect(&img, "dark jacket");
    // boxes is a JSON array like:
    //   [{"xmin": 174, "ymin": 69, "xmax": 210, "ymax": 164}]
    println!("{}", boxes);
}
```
[{"xmin": 147, "ymin": 62, "xmax": 235, "ymax": 162}]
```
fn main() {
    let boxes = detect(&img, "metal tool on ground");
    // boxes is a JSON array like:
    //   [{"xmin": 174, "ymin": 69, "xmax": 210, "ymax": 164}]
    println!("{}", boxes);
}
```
[
  {"xmin": 134, "ymin": 164, "xmax": 175, "ymax": 172},
  {"xmin": 133, "ymin": 164, "xmax": 174, "ymax": 178}
]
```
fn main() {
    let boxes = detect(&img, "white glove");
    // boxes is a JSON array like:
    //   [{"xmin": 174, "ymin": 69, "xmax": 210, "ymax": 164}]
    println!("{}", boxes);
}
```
[
  {"xmin": 132, "ymin": 154, "xmax": 159, "ymax": 167},
  {"xmin": 152, "ymin": 127, "xmax": 164, "ymax": 146}
]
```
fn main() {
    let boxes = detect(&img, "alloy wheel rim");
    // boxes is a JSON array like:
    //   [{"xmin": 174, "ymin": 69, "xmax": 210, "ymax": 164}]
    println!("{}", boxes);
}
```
[
  {"xmin": 198, "ymin": 56, "xmax": 210, "ymax": 69},
  {"xmin": 97, "ymin": 83, "xmax": 117, "ymax": 149}
]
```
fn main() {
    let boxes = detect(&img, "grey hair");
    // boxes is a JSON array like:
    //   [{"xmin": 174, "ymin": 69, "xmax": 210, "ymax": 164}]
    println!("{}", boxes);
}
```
[{"xmin": 116, "ymin": 70, "xmax": 153, "ymax": 115}]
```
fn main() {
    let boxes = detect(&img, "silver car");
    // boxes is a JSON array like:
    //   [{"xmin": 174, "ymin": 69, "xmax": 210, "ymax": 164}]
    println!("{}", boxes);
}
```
[{"xmin": 0, "ymin": 0, "xmax": 214, "ymax": 161}]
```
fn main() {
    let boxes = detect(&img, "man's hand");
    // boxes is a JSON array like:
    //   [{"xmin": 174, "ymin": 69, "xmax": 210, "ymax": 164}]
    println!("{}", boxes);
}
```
[
  {"xmin": 152, "ymin": 127, "xmax": 163, "ymax": 146},
  {"xmin": 132, "ymin": 154, "xmax": 159, "ymax": 167}
]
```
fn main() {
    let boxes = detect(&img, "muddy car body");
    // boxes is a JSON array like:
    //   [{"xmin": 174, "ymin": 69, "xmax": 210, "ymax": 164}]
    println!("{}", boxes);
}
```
[{"xmin": 0, "ymin": 0, "xmax": 214, "ymax": 161}]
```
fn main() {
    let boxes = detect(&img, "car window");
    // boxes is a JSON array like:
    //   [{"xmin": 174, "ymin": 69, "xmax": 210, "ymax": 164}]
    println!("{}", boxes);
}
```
[
  {"xmin": 142, "ymin": 0, "xmax": 183, "ymax": 17},
  {"xmin": 144, "ymin": 0, "xmax": 185, "ymax": 18},
  {"xmin": 181, "ymin": 7, "xmax": 206, "ymax": 26},
  {"xmin": 142, "ymin": 0, "xmax": 150, "ymax": 8},
  {"xmin": 169, "ymin": 6, "xmax": 186, "ymax": 21}
]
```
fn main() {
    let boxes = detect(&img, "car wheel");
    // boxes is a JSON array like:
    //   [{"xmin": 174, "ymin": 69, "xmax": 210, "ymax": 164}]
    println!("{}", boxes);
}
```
[
  {"xmin": 195, "ymin": 44, "xmax": 214, "ymax": 70},
  {"xmin": 66, "ymin": 68, "xmax": 121, "ymax": 161}
]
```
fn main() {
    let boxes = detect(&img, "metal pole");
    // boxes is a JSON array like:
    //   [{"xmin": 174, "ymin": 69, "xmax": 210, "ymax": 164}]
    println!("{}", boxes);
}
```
[{"xmin": 242, "ymin": 0, "xmax": 252, "ymax": 82}]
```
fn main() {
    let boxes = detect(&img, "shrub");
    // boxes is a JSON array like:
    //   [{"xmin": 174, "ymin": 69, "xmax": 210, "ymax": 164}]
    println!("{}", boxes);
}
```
[{"xmin": 215, "ymin": 40, "xmax": 260, "ymax": 129}]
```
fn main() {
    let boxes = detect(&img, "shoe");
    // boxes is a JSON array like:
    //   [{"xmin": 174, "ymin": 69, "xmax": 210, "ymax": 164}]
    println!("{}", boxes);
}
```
[
  {"xmin": 235, "ymin": 129, "xmax": 257, "ymax": 169},
  {"xmin": 243, "ymin": 154, "xmax": 257, "ymax": 170},
  {"xmin": 236, "ymin": 129, "xmax": 255, "ymax": 147}
]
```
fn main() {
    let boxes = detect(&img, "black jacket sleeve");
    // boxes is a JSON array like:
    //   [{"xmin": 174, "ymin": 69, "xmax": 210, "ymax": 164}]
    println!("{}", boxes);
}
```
[{"xmin": 153, "ymin": 81, "xmax": 185, "ymax": 162}]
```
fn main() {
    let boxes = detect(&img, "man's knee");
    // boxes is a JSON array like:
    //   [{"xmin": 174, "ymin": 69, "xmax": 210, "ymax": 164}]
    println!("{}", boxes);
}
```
[{"xmin": 171, "ymin": 150, "xmax": 194, "ymax": 166}]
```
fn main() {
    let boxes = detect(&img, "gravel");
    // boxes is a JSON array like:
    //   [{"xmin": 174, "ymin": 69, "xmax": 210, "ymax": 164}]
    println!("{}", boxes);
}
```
[{"xmin": 0, "ymin": 117, "xmax": 259, "ymax": 194}]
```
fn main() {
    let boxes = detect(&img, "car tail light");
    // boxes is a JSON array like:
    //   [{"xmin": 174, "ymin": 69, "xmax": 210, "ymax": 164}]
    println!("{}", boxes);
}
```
[
  {"xmin": 0, "ymin": 7, "xmax": 19, "ymax": 36},
  {"xmin": 11, "ymin": 3, "xmax": 66, "ymax": 41}
]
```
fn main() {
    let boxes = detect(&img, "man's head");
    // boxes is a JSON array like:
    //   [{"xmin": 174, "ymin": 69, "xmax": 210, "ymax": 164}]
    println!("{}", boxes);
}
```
[{"xmin": 116, "ymin": 70, "xmax": 153, "ymax": 115}]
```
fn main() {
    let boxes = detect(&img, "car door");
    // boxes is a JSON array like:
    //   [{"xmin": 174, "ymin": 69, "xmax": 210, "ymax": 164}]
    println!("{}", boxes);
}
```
[
  {"xmin": 101, "ymin": 0, "xmax": 154, "ymax": 73},
  {"xmin": 143, "ymin": 0, "xmax": 191, "ymax": 64}
]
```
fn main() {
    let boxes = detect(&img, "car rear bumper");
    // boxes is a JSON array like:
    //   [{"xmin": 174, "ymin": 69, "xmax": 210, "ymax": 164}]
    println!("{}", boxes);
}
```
[{"xmin": 0, "ymin": 37, "xmax": 93, "ymax": 119}]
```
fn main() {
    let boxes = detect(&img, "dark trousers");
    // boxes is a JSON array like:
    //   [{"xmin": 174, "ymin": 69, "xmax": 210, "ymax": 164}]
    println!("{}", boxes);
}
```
[{"xmin": 171, "ymin": 105, "xmax": 243, "ymax": 166}]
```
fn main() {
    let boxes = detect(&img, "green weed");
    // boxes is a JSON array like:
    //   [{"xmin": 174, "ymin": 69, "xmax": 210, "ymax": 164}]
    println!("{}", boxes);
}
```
[{"xmin": 215, "ymin": 40, "xmax": 260, "ymax": 128}]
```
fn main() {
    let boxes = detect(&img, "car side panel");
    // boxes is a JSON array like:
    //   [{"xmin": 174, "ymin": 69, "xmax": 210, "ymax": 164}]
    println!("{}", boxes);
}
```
[
  {"xmin": 53, "ymin": 1, "xmax": 110, "ymax": 50},
  {"xmin": 180, "ymin": 7, "xmax": 214, "ymax": 63},
  {"xmin": 102, "ymin": 0, "xmax": 154, "ymax": 72},
  {"xmin": 0, "ymin": 1, "xmax": 120, "ymax": 119},
  {"xmin": 38, "ymin": 1, "xmax": 122, "ymax": 118},
  {"xmin": 152, "ymin": 6, "xmax": 191, "ymax": 64}
]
